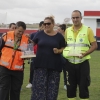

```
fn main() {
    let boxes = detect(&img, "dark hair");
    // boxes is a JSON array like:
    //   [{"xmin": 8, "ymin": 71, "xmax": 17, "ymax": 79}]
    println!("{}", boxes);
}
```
[
  {"xmin": 39, "ymin": 21, "xmax": 44, "ymax": 27},
  {"xmin": 44, "ymin": 16, "xmax": 55, "ymax": 24},
  {"xmin": 16, "ymin": 21, "xmax": 26, "ymax": 30},
  {"xmin": 58, "ymin": 24, "xmax": 66, "ymax": 32},
  {"xmin": 9, "ymin": 23, "xmax": 16, "ymax": 28},
  {"xmin": 72, "ymin": 10, "xmax": 82, "ymax": 17}
]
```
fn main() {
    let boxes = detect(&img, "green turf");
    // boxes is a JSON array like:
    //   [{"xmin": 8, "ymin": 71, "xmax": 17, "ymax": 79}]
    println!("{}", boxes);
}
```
[{"xmin": 20, "ymin": 51, "xmax": 100, "ymax": 100}]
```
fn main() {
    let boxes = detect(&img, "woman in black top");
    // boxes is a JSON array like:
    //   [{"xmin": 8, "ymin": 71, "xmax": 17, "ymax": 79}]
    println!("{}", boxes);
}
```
[{"xmin": 31, "ymin": 16, "xmax": 66, "ymax": 100}]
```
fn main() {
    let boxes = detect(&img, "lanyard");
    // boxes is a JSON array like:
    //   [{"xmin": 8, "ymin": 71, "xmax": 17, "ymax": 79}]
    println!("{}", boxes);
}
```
[{"xmin": 14, "ymin": 39, "xmax": 20, "ymax": 50}]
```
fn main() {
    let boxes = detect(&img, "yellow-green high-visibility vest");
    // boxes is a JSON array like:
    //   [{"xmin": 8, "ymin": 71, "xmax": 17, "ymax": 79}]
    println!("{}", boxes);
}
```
[{"xmin": 63, "ymin": 25, "xmax": 91, "ymax": 64}]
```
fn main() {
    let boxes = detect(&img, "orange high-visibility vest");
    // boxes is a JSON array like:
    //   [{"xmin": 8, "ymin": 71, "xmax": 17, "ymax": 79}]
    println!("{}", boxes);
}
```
[{"xmin": 0, "ymin": 31, "xmax": 29, "ymax": 71}]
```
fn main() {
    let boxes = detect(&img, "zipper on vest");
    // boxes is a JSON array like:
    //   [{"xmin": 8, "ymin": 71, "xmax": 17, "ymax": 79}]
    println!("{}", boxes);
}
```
[
  {"xmin": 74, "ymin": 39, "xmax": 76, "ymax": 63},
  {"xmin": 10, "ymin": 50, "xmax": 16, "ymax": 69},
  {"xmin": 10, "ymin": 36, "xmax": 22, "ymax": 69}
]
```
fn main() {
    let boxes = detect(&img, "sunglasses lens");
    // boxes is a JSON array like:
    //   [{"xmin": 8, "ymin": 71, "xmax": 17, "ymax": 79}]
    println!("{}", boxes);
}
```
[{"xmin": 44, "ymin": 23, "xmax": 51, "ymax": 26}]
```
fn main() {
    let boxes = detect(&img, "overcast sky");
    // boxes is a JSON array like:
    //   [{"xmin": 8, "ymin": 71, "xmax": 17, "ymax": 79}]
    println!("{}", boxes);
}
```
[{"xmin": 0, "ymin": 0, "xmax": 99, "ymax": 24}]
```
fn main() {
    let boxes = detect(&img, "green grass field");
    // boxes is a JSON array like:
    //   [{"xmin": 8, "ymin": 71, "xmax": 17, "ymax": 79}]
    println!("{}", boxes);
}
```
[{"xmin": 20, "ymin": 51, "xmax": 100, "ymax": 100}]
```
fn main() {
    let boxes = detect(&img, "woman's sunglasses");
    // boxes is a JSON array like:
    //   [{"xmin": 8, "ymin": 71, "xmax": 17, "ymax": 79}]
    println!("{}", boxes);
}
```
[{"xmin": 43, "ymin": 23, "xmax": 51, "ymax": 26}]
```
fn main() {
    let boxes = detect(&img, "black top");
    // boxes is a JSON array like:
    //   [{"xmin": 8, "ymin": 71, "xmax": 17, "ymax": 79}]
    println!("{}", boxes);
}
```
[{"xmin": 32, "ymin": 30, "xmax": 66, "ymax": 72}]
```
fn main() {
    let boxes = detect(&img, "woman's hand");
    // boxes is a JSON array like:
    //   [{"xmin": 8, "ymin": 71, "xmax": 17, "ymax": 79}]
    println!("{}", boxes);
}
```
[
  {"xmin": 53, "ymin": 48, "xmax": 59, "ymax": 54},
  {"xmin": 53, "ymin": 47, "xmax": 65, "ymax": 54}
]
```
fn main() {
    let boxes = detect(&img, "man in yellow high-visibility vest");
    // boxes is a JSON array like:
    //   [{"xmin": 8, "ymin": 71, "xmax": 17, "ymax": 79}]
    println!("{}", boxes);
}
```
[{"xmin": 63, "ymin": 10, "xmax": 97, "ymax": 100}]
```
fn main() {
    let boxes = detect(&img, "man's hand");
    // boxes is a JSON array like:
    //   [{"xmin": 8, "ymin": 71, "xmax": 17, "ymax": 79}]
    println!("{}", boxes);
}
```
[
  {"xmin": 25, "ymin": 33, "xmax": 30, "ymax": 38},
  {"xmin": 78, "ymin": 53, "xmax": 86, "ymax": 59}
]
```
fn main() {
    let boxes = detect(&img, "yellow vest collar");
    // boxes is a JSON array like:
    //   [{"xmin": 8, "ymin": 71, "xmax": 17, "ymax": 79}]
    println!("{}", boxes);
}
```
[{"xmin": 71, "ymin": 24, "xmax": 83, "ymax": 32}]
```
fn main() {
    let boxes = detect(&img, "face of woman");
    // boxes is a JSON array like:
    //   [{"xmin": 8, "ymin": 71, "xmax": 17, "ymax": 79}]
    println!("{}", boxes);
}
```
[
  {"xmin": 14, "ymin": 26, "xmax": 25, "ymax": 38},
  {"xmin": 43, "ymin": 19, "xmax": 54, "ymax": 33},
  {"xmin": 57, "ymin": 27, "xmax": 64, "ymax": 35}
]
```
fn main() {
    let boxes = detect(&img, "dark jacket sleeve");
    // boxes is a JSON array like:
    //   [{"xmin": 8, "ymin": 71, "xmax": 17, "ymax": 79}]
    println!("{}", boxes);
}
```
[{"xmin": 0, "ymin": 37, "xmax": 5, "ymax": 50}]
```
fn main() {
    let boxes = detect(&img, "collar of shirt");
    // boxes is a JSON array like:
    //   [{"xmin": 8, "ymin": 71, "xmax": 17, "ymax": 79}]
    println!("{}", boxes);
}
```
[{"xmin": 71, "ymin": 24, "xmax": 83, "ymax": 32}]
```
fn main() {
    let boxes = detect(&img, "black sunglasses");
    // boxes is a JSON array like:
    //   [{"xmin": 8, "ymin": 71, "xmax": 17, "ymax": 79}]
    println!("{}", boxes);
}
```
[
  {"xmin": 72, "ymin": 17, "xmax": 80, "ymax": 19},
  {"xmin": 43, "ymin": 23, "xmax": 51, "ymax": 26}
]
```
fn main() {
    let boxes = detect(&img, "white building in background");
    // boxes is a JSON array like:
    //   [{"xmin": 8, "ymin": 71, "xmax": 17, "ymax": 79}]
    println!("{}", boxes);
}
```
[
  {"xmin": 83, "ymin": 11, "xmax": 100, "ymax": 37},
  {"xmin": 83, "ymin": 11, "xmax": 100, "ymax": 50}
]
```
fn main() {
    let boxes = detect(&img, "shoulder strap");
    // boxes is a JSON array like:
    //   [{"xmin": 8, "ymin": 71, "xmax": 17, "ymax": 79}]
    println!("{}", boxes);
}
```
[{"xmin": 2, "ymin": 32, "xmax": 7, "ymax": 42}]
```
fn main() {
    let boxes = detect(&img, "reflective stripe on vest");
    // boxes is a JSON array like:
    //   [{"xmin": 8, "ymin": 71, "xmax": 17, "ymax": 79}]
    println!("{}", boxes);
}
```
[
  {"xmin": 0, "ymin": 60, "xmax": 9, "ymax": 66},
  {"xmin": 5, "ymin": 41, "xmax": 14, "ymax": 47},
  {"xmin": 67, "ymin": 43, "xmax": 90, "ymax": 47},
  {"xmin": 15, "ymin": 65, "xmax": 23, "ymax": 69},
  {"xmin": 0, "ymin": 60, "xmax": 23, "ymax": 69},
  {"xmin": 5, "ymin": 40, "xmax": 27, "ymax": 51},
  {"xmin": 68, "ymin": 58, "xmax": 86, "ymax": 63}
]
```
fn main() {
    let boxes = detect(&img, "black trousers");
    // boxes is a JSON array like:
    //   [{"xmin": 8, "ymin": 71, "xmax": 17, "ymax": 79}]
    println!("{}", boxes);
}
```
[
  {"xmin": 62, "ymin": 66, "xmax": 67, "ymax": 86},
  {"xmin": 65, "ymin": 59, "xmax": 90, "ymax": 99},
  {"xmin": 0, "ymin": 66, "xmax": 23, "ymax": 100},
  {"xmin": 61, "ymin": 57, "xmax": 67, "ymax": 86},
  {"xmin": 29, "ymin": 58, "xmax": 35, "ymax": 84}
]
